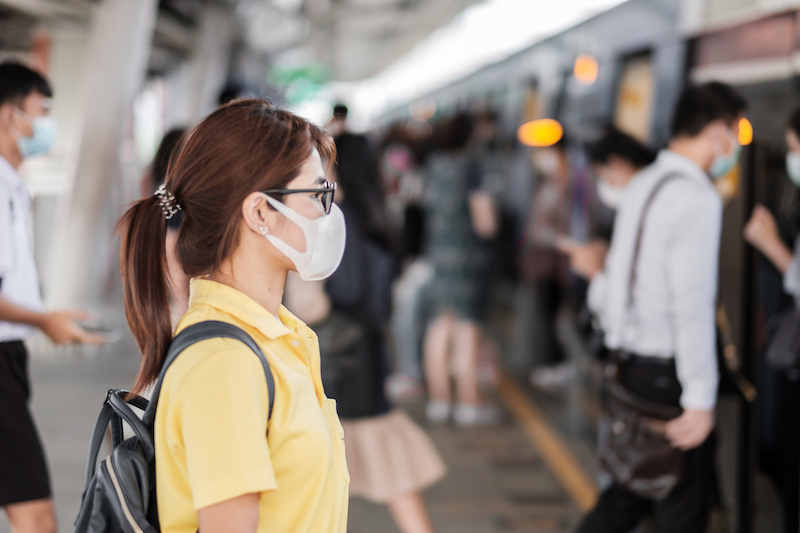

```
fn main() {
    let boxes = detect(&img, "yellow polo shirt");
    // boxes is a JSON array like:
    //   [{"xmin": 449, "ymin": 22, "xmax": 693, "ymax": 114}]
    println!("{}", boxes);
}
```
[{"xmin": 154, "ymin": 278, "xmax": 349, "ymax": 533}]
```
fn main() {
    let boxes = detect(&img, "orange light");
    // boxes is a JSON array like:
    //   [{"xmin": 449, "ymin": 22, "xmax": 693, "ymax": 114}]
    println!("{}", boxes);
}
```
[
  {"xmin": 518, "ymin": 119, "xmax": 564, "ymax": 147},
  {"xmin": 738, "ymin": 117, "xmax": 753, "ymax": 146},
  {"xmin": 574, "ymin": 54, "xmax": 598, "ymax": 85}
]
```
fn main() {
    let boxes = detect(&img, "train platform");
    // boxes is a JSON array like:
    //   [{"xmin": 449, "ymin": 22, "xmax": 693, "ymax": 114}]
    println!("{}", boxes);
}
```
[
  {"xmin": 1, "ymin": 345, "xmax": 590, "ymax": 533},
  {"xmin": 0, "ymin": 313, "xmax": 784, "ymax": 533}
]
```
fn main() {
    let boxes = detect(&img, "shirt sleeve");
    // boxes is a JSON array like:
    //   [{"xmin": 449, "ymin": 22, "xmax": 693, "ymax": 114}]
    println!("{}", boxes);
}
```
[
  {"xmin": 0, "ymin": 186, "xmax": 12, "ymax": 279},
  {"xmin": 165, "ymin": 341, "xmax": 276, "ymax": 510},
  {"xmin": 665, "ymin": 187, "xmax": 721, "ymax": 410},
  {"xmin": 783, "ymin": 236, "xmax": 800, "ymax": 301},
  {"xmin": 587, "ymin": 271, "xmax": 607, "ymax": 316}
]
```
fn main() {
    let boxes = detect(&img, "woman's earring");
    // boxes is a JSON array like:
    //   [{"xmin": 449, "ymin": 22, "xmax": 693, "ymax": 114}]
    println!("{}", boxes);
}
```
[{"xmin": 257, "ymin": 225, "xmax": 269, "ymax": 236}]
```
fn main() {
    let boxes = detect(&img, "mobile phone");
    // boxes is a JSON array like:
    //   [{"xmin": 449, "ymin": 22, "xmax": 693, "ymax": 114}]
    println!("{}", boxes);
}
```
[{"xmin": 78, "ymin": 323, "xmax": 122, "ymax": 343}]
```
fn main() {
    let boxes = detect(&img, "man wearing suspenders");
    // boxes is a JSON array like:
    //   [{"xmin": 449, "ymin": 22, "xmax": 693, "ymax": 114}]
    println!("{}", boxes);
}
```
[
  {"xmin": 0, "ymin": 62, "xmax": 102, "ymax": 533},
  {"xmin": 565, "ymin": 82, "xmax": 747, "ymax": 532}
]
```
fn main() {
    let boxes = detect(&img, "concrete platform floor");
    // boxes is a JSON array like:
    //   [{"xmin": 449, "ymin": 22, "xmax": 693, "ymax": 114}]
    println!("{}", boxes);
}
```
[
  {"xmin": 0, "ymin": 324, "xmax": 785, "ymax": 533},
  {"xmin": 348, "ymin": 398, "xmax": 584, "ymax": 533},
  {"xmin": 0, "ymin": 344, "xmax": 585, "ymax": 533}
]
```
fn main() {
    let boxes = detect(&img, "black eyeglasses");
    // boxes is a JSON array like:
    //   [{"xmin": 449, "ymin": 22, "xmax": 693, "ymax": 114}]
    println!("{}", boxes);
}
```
[{"xmin": 262, "ymin": 180, "xmax": 337, "ymax": 215}]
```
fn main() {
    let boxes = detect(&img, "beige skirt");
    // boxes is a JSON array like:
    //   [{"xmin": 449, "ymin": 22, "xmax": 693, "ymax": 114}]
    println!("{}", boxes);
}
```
[{"xmin": 341, "ymin": 409, "xmax": 447, "ymax": 504}]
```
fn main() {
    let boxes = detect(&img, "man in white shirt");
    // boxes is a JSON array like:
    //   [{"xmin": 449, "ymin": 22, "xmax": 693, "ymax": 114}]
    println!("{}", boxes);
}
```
[
  {"xmin": 565, "ymin": 82, "xmax": 747, "ymax": 533},
  {"xmin": 0, "ymin": 62, "xmax": 102, "ymax": 533}
]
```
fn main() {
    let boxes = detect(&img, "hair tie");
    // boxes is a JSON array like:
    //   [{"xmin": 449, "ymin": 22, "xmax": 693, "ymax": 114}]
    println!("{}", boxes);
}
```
[{"xmin": 155, "ymin": 184, "xmax": 182, "ymax": 220}]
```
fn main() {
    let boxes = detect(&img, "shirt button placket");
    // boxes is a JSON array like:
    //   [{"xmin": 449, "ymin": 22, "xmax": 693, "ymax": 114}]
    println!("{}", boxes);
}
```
[{"xmin": 288, "ymin": 336, "xmax": 311, "ymax": 368}]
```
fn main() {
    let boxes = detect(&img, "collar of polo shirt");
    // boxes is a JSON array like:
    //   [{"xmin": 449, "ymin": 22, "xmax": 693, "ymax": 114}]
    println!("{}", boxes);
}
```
[{"xmin": 187, "ymin": 277, "xmax": 315, "ymax": 339}]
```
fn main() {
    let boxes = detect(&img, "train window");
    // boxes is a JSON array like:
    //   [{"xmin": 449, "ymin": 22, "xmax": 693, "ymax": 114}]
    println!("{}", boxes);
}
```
[{"xmin": 613, "ymin": 53, "xmax": 654, "ymax": 144}]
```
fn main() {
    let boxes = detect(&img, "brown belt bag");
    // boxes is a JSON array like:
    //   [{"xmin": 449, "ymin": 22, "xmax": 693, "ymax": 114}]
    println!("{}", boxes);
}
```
[{"xmin": 598, "ymin": 362, "xmax": 683, "ymax": 500}]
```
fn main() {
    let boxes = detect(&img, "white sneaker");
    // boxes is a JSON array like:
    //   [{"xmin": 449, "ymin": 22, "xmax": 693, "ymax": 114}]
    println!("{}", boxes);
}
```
[
  {"xmin": 529, "ymin": 362, "xmax": 576, "ymax": 388},
  {"xmin": 426, "ymin": 401, "xmax": 452, "ymax": 424},
  {"xmin": 386, "ymin": 374, "xmax": 425, "ymax": 404},
  {"xmin": 453, "ymin": 404, "xmax": 502, "ymax": 427}
]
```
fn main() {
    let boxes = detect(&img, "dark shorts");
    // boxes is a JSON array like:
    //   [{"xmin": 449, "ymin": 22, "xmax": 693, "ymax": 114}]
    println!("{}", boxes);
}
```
[{"xmin": 0, "ymin": 341, "xmax": 52, "ymax": 506}]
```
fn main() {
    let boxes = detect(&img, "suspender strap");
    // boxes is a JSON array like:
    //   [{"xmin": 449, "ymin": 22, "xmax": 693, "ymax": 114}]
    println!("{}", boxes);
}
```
[{"xmin": 627, "ymin": 173, "xmax": 685, "ymax": 309}]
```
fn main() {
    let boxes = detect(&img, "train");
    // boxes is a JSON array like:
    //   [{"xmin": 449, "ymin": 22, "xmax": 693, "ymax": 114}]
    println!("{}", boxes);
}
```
[{"xmin": 382, "ymin": 1, "xmax": 800, "ymax": 531}]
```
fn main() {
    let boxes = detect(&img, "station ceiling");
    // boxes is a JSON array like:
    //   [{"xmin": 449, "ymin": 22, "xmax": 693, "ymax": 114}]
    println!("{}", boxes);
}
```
[
  {"xmin": 0, "ymin": 0, "xmax": 482, "ymax": 82},
  {"xmin": 290, "ymin": 0, "xmax": 483, "ymax": 81}
]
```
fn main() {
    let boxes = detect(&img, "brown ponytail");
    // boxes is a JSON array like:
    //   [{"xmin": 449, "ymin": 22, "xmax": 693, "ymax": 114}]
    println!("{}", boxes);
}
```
[
  {"xmin": 118, "ymin": 195, "xmax": 172, "ymax": 395},
  {"xmin": 118, "ymin": 99, "xmax": 335, "ymax": 394}
]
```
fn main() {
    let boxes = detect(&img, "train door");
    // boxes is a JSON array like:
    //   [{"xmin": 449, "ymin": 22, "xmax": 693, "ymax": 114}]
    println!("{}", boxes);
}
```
[{"xmin": 716, "ymin": 113, "xmax": 794, "ymax": 533}]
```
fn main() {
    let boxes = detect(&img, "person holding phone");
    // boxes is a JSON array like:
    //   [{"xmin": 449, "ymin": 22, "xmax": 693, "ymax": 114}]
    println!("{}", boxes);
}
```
[{"xmin": 0, "ymin": 62, "xmax": 104, "ymax": 533}]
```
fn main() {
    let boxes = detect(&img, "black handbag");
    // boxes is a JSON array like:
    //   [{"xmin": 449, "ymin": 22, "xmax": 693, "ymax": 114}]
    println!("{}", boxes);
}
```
[
  {"xmin": 598, "ymin": 362, "xmax": 683, "ymax": 500},
  {"xmin": 597, "ymin": 173, "xmax": 686, "ymax": 500}
]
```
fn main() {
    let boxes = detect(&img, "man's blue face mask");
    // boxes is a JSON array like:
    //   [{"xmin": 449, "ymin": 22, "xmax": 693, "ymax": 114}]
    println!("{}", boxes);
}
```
[
  {"xmin": 14, "ymin": 107, "xmax": 57, "ymax": 159},
  {"xmin": 709, "ymin": 126, "xmax": 740, "ymax": 180}
]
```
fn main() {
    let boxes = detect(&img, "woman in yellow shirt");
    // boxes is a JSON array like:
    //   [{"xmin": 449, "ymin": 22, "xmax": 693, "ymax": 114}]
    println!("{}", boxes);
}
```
[{"xmin": 117, "ymin": 99, "xmax": 350, "ymax": 533}]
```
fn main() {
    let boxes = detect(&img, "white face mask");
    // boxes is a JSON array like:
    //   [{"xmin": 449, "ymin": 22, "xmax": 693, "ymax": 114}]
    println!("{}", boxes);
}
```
[
  {"xmin": 534, "ymin": 150, "xmax": 560, "ymax": 175},
  {"xmin": 596, "ymin": 180, "xmax": 627, "ymax": 209},
  {"xmin": 263, "ymin": 195, "xmax": 346, "ymax": 281}
]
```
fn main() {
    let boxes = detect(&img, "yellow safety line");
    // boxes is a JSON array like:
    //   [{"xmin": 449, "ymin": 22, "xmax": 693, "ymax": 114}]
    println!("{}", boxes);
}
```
[{"xmin": 498, "ymin": 372, "xmax": 598, "ymax": 512}]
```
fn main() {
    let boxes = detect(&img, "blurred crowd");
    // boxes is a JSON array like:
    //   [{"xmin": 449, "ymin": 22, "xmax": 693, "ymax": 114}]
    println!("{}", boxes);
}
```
[
  {"xmin": 299, "ymin": 85, "xmax": 800, "ymax": 532},
  {"xmin": 7, "ymin": 54, "xmax": 800, "ymax": 533}
]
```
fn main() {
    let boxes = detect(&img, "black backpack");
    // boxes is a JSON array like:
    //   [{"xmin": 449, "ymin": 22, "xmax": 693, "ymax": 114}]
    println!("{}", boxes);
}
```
[{"xmin": 74, "ymin": 321, "xmax": 275, "ymax": 533}]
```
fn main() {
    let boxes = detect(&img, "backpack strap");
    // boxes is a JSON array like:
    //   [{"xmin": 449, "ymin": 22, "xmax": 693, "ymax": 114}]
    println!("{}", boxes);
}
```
[
  {"xmin": 142, "ymin": 321, "xmax": 275, "ymax": 428},
  {"xmin": 82, "ymin": 390, "xmax": 152, "ymax": 489}
]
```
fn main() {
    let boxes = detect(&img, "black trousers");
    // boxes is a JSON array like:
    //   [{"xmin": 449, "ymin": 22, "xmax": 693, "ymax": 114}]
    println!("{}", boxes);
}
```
[
  {"xmin": 535, "ymin": 278, "xmax": 565, "ymax": 366},
  {"xmin": 756, "ymin": 360, "xmax": 800, "ymax": 533},
  {"xmin": 576, "ymin": 354, "xmax": 716, "ymax": 533}
]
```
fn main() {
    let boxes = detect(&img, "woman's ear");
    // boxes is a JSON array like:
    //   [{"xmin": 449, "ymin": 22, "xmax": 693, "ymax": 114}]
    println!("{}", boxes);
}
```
[{"xmin": 242, "ymin": 192, "xmax": 270, "ymax": 236}]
